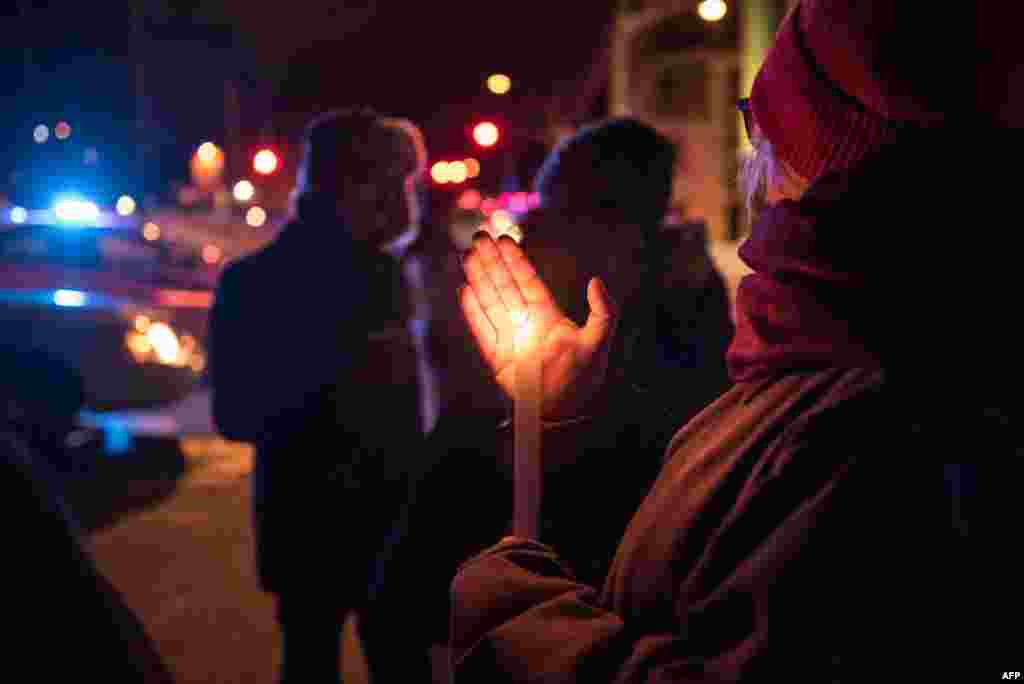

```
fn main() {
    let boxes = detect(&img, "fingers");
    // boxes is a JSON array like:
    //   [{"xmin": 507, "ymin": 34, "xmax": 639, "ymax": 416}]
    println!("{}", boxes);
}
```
[
  {"xmin": 580, "ymin": 277, "xmax": 619, "ymax": 353},
  {"xmin": 494, "ymin": 235, "xmax": 560, "ymax": 318},
  {"xmin": 463, "ymin": 233, "xmax": 529, "ymax": 323},
  {"xmin": 459, "ymin": 284, "xmax": 498, "ymax": 366}
]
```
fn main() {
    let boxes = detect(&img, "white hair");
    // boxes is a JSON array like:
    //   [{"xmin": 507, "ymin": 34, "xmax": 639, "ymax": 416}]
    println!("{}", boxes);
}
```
[{"xmin": 739, "ymin": 138, "xmax": 808, "ymax": 222}]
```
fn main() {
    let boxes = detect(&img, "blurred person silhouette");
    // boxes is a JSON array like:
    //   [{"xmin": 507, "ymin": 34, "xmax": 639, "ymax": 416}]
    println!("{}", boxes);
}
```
[
  {"xmin": 447, "ymin": 1, "xmax": 980, "ymax": 681},
  {"xmin": 209, "ymin": 107, "xmax": 428, "ymax": 684},
  {"xmin": 1, "ymin": 411, "xmax": 174, "ymax": 682},
  {"xmin": 363, "ymin": 117, "xmax": 733, "ymax": 683}
]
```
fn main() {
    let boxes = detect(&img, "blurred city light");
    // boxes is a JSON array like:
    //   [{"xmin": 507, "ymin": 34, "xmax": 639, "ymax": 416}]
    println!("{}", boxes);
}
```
[
  {"xmin": 528, "ymin": 192, "xmax": 541, "ymax": 209},
  {"xmin": 233, "ymin": 179, "xmax": 255, "ymax": 202},
  {"xmin": 465, "ymin": 157, "xmax": 481, "ymax": 178},
  {"xmin": 698, "ymin": 0, "xmax": 727, "ymax": 22},
  {"xmin": 197, "ymin": 142, "xmax": 220, "ymax": 163},
  {"xmin": 146, "ymin": 322, "xmax": 181, "ymax": 364},
  {"xmin": 53, "ymin": 289, "xmax": 87, "ymax": 307},
  {"xmin": 33, "ymin": 124, "xmax": 49, "ymax": 144},
  {"xmin": 457, "ymin": 189, "xmax": 483, "ymax": 210},
  {"xmin": 473, "ymin": 122, "xmax": 500, "ymax": 147},
  {"xmin": 134, "ymin": 315, "xmax": 151, "ymax": 333},
  {"xmin": 9, "ymin": 206, "xmax": 27, "ymax": 224},
  {"xmin": 253, "ymin": 148, "xmax": 279, "ymax": 175},
  {"xmin": 142, "ymin": 222, "xmax": 161, "ymax": 241},
  {"xmin": 54, "ymin": 197, "xmax": 100, "ymax": 224},
  {"xmin": 202, "ymin": 244, "xmax": 222, "ymax": 264},
  {"xmin": 491, "ymin": 210, "xmax": 514, "ymax": 231},
  {"xmin": 431, "ymin": 161, "xmax": 451, "ymax": 184},
  {"xmin": 245, "ymin": 206, "xmax": 267, "ymax": 227},
  {"xmin": 480, "ymin": 197, "xmax": 499, "ymax": 216},
  {"xmin": 54, "ymin": 121, "xmax": 71, "ymax": 140},
  {"xmin": 448, "ymin": 160, "xmax": 468, "ymax": 184},
  {"xmin": 487, "ymin": 73, "xmax": 512, "ymax": 95},
  {"xmin": 116, "ymin": 195, "xmax": 137, "ymax": 216}
]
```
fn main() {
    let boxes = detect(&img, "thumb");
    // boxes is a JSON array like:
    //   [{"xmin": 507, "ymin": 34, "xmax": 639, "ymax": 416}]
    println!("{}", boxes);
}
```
[{"xmin": 580, "ymin": 277, "xmax": 619, "ymax": 351}]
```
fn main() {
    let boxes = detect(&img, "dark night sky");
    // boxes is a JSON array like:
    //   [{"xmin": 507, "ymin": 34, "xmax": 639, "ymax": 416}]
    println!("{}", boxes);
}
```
[{"xmin": 0, "ymin": 1, "xmax": 615, "ymax": 202}]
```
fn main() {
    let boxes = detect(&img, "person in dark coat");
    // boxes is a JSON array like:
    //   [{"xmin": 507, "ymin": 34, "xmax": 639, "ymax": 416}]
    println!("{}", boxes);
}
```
[
  {"xmin": 208, "ymin": 108, "xmax": 428, "ymax": 683},
  {"xmin": 0, "ymin": 429, "xmax": 174, "ymax": 683},
  {"xmin": 447, "ymin": 2, "xmax": 979, "ymax": 681},
  {"xmin": 362, "ymin": 117, "xmax": 734, "ymax": 683}
]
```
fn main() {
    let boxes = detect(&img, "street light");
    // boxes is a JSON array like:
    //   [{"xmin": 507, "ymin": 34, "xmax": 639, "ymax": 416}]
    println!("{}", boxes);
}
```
[
  {"xmin": 116, "ymin": 195, "xmax": 136, "ymax": 216},
  {"xmin": 448, "ymin": 161, "xmax": 468, "ymax": 184},
  {"xmin": 246, "ymin": 206, "xmax": 268, "ymax": 227},
  {"xmin": 487, "ymin": 73, "xmax": 512, "ymax": 95},
  {"xmin": 473, "ymin": 121, "xmax": 500, "ymax": 148},
  {"xmin": 253, "ymin": 148, "xmax": 279, "ymax": 175},
  {"xmin": 698, "ymin": 0, "xmax": 727, "ymax": 22},
  {"xmin": 431, "ymin": 161, "xmax": 451, "ymax": 184},
  {"xmin": 233, "ymin": 180, "xmax": 255, "ymax": 202}
]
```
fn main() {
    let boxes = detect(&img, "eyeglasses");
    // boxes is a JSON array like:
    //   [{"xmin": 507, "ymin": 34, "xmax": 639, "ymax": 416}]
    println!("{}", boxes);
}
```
[{"xmin": 737, "ymin": 98, "xmax": 755, "ymax": 143}]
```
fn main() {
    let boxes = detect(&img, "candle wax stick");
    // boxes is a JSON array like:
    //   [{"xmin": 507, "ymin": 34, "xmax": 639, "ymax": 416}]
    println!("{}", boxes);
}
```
[{"xmin": 513, "ymin": 342, "xmax": 543, "ymax": 539}]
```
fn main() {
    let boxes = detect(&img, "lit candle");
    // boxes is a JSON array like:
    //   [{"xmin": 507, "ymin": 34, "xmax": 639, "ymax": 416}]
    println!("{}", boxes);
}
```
[{"xmin": 512, "ymin": 310, "xmax": 542, "ymax": 538}]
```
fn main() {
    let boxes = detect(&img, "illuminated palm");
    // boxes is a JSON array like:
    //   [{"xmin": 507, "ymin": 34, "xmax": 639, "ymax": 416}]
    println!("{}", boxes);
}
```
[{"xmin": 460, "ymin": 233, "xmax": 619, "ymax": 420}]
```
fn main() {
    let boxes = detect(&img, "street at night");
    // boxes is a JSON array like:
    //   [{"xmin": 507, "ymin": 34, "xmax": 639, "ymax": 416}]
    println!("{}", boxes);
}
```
[{"xmin": 0, "ymin": 1, "xmax": 996, "ymax": 681}]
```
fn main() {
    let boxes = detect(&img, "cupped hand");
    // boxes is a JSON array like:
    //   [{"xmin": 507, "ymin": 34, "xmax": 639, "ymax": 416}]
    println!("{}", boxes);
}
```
[{"xmin": 459, "ymin": 232, "xmax": 619, "ymax": 420}]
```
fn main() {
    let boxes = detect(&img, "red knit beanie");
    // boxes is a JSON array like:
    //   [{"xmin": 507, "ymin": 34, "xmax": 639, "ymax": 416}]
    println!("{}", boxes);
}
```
[{"xmin": 751, "ymin": 1, "xmax": 950, "ymax": 182}]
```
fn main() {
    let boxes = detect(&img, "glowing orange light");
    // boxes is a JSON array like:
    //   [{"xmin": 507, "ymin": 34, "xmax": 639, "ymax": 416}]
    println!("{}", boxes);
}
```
[
  {"xmin": 202, "ymin": 244, "xmax": 222, "ymax": 265},
  {"xmin": 473, "ymin": 122, "xmax": 499, "ymax": 147},
  {"xmin": 698, "ymin": 0, "xmax": 727, "ymax": 22},
  {"xmin": 448, "ymin": 160, "xmax": 468, "ymax": 184},
  {"xmin": 253, "ymin": 148, "xmax": 279, "ymax": 175},
  {"xmin": 142, "ymin": 222, "xmax": 161, "ymax": 241},
  {"xmin": 486, "ymin": 73, "xmax": 512, "ymax": 95},
  {"xmin": 464, "ymin": 157, "xmax": 481, "ymax": 178},
  {"xmin": 197, "ymin": 142, "xmax": 219, "ymax": 163},
  {"xmin": 431, "ymin": 161, "xmax": 451, "ymax": 184}
]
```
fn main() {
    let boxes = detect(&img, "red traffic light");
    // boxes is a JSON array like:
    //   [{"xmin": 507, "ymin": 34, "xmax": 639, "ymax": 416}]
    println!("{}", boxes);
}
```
[
  {"xmin": 472, "ymin": 122, "xmax": 499, "ymax": 148},
  {"xmin": 253, "ymin": 148, "xmax": 279, "ymax": 175}
]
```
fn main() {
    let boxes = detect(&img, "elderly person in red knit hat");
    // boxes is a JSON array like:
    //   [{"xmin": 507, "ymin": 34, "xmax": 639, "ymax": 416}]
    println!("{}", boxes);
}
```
[{"xmin": 446, "ymin": 1, "xmax": 982, "ymax": 681}]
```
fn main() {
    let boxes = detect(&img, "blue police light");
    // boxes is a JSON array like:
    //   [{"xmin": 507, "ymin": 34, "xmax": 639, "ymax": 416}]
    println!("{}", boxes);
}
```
[
  {"xmin": 53, "ymin": 289, "xmax": 87, "ymax": 307},
  {"xmin": 9, "ymin": 206, "xmax": 27, "ymax": 224},
  {"xmin": 54, "ymin": 196, "xmax": 100, "ymax": 225}
]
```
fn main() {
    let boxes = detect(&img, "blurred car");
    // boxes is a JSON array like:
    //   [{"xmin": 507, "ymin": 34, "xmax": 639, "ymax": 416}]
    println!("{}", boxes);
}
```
[{"xmin": 0, "ymin": 213, "xmax": 213, "ymax": 462}]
